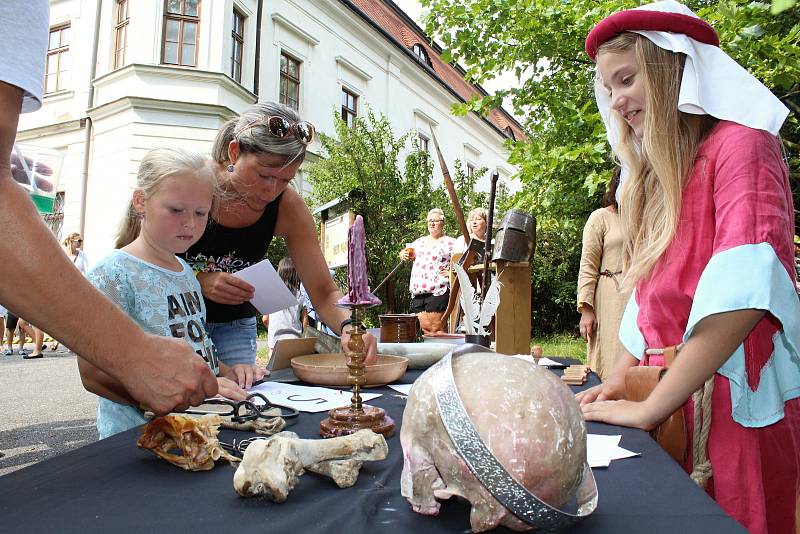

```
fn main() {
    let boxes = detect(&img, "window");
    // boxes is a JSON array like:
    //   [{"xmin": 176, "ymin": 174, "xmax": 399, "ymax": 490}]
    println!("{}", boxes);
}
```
[
  {"xmin": 230, "ymin": 8, "xmax": 245, "ymax": 82},
  {"xmin": 45, "ymin": 25, "xmax": 71, "ymax": 94},
  {"xmin": 113, "ymin": 0, "xmax": 130, "ymax": 69},
  {"xmin": 280, "ymin": 52, "xmax": 300, "ymax": 110},
  {"xmin": 341, "ymin": 88, "xmax": 357, "ymax": 128},
  {"xmin": 418, "ymin": 133, "xmax": 429, "ymax": 153},
  {"xmin": 162, "ymin": 0, "xmax": 200, "ymax": 67},
  {"xmin": 411, "ymin": 43, "xmax": 431, "ymax": 67},
  {"xmin": 466, "ymin": 163, "xmax": 475, "ymax": 179}
]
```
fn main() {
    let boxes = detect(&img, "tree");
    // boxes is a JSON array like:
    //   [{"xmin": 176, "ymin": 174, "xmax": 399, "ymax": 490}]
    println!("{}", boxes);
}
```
[
  {"xmin": 420, "ymin": 0, "xmax": 799, "ymax": 335},
  {"xmin": 306, "ymin": 109, "xmax": 443, "ymax": 325}
]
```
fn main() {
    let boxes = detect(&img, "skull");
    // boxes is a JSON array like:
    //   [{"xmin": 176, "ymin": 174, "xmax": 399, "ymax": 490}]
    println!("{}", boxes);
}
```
[
  {"xmin": 137, "ymin": 414, "xmax": 239, "ymax": 471},
  {"xmin": 400, "ymin": 353, "xmax": 587, "ymax": 532}
]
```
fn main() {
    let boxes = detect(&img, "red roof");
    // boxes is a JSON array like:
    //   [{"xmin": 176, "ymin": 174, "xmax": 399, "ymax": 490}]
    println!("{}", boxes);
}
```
[{"xmin": 343, "ymin": 0, "xmax": 526, "ymax": 142}]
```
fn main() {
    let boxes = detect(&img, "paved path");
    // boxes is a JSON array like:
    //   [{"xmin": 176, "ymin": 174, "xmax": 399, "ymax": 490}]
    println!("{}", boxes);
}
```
[{"xmin": 0, "ymin": 346, "xmax": 98, "ymax": 476}]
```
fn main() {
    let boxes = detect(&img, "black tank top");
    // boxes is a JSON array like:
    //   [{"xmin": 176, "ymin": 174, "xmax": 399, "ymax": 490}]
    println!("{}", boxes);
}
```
[{"xmin": 183, "ymin": 194, "xmax": 282, "ymax": 322}]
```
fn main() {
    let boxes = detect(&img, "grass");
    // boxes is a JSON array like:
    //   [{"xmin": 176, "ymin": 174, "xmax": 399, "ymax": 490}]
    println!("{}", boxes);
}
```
[
  {"xmin": 530, "ymin": 334, "xmax": 587, "ymax": 362},
  {"xmin": 255, "ymin": 331, "xmax": 586, "ymax": 364}
]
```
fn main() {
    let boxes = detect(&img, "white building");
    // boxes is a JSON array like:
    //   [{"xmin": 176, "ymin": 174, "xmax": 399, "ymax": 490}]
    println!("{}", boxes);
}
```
[{"xmin": 18, "ymin": 0, "xmax": 524, "ymax": 261}]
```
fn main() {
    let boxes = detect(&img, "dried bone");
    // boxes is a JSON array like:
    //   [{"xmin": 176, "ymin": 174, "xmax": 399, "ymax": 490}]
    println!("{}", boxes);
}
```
[
  {"xmin": 233, "ymin": 429, "xmax": 388, "ymax": 502},
  {"xmin": 137, "ymin": 414, "xmax": 239, "ymax": 471},
  {"xmin": 220, "ymin": 407, "xmax": 286, "ymax": 435}
]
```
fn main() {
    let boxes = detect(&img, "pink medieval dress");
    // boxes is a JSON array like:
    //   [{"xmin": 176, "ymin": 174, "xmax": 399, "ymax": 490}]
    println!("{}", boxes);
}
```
[{"xmin": 618, "ymin": 121, "xmax": 800, "ymax": 534}]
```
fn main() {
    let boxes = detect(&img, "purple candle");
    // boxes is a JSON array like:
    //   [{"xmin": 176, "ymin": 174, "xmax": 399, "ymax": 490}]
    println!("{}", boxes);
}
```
[{"xmin": 338, "ymin": 215, "xmax": 381, "ymax": 307}]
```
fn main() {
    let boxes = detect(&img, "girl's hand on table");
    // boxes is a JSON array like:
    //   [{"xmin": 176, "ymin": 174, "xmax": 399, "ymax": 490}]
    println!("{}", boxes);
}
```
[
  {"xmin": 227, "ymin": 364, "xmax": 268, "ymax": 390},
  {"xmin": 581, "ymin": 399, "xmax": 659, "ymax": 431},
  {"xmin": 575, "ymin": 376, "xmax": 625, "ymax": 406},
  {"xmin": 215, "ymin": 377, "xmax": 247, "ymax": 401}
]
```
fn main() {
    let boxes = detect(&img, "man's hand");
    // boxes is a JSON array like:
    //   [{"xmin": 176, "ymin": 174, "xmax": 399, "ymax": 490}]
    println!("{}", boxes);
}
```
[
  {"xmin": 196, "ymin": 272, "xmax": 255, "ymax": 305},
  {"xmin": 121, "ymin": 334, "xmax": 218, "ymax": 414}
]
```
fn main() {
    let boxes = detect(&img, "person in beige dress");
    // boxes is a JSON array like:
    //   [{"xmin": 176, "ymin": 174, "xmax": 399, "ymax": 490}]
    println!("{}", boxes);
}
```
[{"xmin": 577, "ymin": 170, "xmax": 628, "ymax": 380}]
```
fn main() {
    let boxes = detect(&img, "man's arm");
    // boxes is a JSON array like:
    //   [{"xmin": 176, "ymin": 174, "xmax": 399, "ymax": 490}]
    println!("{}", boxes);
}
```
[{"xmin": 0, "ymin": 82, "xmax": 218, "ymax": 412}]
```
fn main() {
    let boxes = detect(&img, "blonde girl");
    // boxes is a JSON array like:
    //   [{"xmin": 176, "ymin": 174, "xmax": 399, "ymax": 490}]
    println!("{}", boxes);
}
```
[
  {"xmin": 79, "ymin": 147, "xmax": 265, "ymax": 439},
  {"xmin": 577, "ymin": 2, "xmax": 799, "ymax": 532}
]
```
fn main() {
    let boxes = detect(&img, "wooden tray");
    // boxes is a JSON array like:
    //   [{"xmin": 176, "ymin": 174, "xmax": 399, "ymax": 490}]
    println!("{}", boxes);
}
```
[{"xmin": 290, "ymin": 353, "xmax": 409, "ymax": 387}]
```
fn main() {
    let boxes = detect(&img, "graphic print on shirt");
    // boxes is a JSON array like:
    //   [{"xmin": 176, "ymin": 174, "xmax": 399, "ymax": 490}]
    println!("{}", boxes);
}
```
[
  {"xmin": 167, "ymin": 289, "xmax": 219, "ymax": 375},
  {"xmin": 186, "ymin": 252, "xmax": 252, "ymax": 273}
]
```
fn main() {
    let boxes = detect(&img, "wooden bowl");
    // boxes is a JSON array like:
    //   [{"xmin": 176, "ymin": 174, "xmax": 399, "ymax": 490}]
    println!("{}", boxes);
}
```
[{"xmin": 290, "ymin": 353, "xmax": 409, "ymax": 387}]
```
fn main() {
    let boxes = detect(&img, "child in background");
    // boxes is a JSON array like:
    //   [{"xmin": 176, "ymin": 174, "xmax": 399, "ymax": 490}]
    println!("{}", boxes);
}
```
[
  {"xmin": 578, "ymin": 2, "xmax": 799, "ymax": 532},
  {"xmin": 79, "ymin": 147, "xmax": 265, "ymax": 439},
  {"xmin": 267, "ymin": 257, "xmax": 308, "ymax": 350}
]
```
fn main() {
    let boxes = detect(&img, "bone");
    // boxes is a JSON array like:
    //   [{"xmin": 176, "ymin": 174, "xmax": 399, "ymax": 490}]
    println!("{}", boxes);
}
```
[
  {"xmin": 307, "ymin": 459, "xmax": 364, "ymax": 488},
  {"xmin": 233, "ymin": 429, "xmax": 388, "ymax": 502}
]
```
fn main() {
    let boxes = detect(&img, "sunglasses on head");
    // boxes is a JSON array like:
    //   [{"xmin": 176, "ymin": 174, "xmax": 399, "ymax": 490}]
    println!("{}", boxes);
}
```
[{"xmin": 233, "ymin": 116, "xmax": 315, "ymax": 145}]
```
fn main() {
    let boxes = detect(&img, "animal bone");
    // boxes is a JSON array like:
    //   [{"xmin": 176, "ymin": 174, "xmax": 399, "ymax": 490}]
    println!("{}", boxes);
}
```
[
  {"xmin": 233, "ymin": 429, "xmax": 388, "ymax": 502},
  {"xmin": 307, "ymin": 459, "xmax": 363, "ymax": 488},
  {"xmin": 137, "ymin": 414, "xmax": 239, "ymax": 471}
]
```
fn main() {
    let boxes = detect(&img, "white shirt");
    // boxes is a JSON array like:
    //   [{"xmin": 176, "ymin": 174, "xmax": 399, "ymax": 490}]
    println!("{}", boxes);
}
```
[{"xmin": 0, "ymin": 0, "xmax": 49, "ymax": 112}]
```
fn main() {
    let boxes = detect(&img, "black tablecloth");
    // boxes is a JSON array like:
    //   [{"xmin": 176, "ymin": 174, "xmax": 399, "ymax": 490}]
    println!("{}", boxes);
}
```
[{"xmin": 0, "ymin": 368, "xmax": 745, "ymax": 533}]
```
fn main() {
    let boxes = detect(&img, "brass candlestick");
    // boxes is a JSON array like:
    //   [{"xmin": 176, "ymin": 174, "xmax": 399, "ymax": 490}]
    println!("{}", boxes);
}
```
[{"xmin": 319, "ymin": 305, "xmax": 395, "ymax": 438}]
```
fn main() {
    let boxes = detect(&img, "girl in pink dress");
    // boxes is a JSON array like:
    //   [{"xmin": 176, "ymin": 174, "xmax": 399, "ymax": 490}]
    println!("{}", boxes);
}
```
[{"xmin": 577, "ymin": 2, "xmax": 800, "ymax": 532}]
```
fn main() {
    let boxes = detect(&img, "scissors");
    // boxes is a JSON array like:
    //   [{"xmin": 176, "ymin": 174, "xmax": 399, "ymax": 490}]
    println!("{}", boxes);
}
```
[{"xmin": 183, "ymin": 392, "xmax": 299, "ymax": 422}]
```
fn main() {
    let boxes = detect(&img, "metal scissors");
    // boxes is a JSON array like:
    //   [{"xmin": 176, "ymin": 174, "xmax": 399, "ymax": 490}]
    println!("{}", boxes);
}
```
[{"xmin": 184, "ymin": 392, "xmax": 299, "ymax": 422}]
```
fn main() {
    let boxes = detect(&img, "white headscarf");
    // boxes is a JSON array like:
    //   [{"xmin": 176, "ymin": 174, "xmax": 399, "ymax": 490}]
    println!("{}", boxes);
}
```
[{"xmin": 593, "ymin": 0, "xmax": 789, "ymax": 199}]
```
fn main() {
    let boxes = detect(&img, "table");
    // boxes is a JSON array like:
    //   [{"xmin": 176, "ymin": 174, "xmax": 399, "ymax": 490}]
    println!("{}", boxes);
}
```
[{"xmin": 0, "ymin": 369, "xmax": 745, "ymax": 533}]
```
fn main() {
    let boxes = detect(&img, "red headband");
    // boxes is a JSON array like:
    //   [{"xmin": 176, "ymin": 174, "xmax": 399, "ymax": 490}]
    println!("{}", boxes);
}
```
[{"xmin": 585, "ymin": 9, "xmax": 719, "ymax": 61}]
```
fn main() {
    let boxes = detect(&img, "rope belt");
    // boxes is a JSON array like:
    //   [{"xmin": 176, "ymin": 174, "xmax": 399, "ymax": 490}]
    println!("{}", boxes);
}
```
[{"xmin": 643, "ymin": 343, "xmax": 714, "ymax": 490}]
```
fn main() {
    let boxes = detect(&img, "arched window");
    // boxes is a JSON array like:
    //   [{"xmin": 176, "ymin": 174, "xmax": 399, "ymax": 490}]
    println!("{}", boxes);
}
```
[{"xmin": 411, "ymin": 43, "xmax": 431, "ymax": 67}]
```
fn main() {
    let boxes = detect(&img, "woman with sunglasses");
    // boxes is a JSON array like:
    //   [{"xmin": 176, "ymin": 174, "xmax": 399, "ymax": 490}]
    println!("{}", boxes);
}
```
[
  {"xmin": 185, "ymin": 101, "xmax": 377, "ymax": 371},
  {"xmin": 62, "ymin": 232, "xmax": 88, "ymax": 275}
]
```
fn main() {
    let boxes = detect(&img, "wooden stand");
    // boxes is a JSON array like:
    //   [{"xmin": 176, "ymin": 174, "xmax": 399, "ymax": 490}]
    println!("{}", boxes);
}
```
[{"xmin": 448, "ymin": 260, "xmax": 531, "ymax": 355}]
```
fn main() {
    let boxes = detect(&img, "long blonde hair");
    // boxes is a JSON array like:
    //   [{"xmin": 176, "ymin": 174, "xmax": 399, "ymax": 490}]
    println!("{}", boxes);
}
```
[
  {"xmin": 598, "ymin": 33, "xmax": 717, "ymax": 291},
  {"xmin": 116, "ymin": 147, "xmax": 216, "ymax": 248}
]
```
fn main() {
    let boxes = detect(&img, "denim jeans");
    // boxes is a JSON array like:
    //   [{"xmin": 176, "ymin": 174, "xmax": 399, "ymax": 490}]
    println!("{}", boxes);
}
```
[{"xmin": 206, "ymin": 316, "xmax": 258, "ymax": 367}]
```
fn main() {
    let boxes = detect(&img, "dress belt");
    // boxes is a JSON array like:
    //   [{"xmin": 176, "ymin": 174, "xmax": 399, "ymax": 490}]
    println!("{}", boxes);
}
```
[{"xmin": 599, "ymin": 269, "xmax": 623, "ymax": 291}]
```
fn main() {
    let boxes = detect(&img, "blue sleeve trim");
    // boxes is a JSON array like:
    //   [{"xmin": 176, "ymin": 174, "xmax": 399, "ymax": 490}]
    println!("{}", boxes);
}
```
[
  {"xmin": 619, "ymin": 289, "xmax": 645, "ymax": 360},
  {"xmin": 684, "ymin": 243, "xmax": 800, "ymax": 427}
]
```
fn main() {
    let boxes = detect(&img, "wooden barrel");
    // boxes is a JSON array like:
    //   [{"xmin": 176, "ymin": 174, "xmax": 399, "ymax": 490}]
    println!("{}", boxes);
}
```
[{"xmin": 379, "ymin": 314, "xmax": 418, "ymax": 343}]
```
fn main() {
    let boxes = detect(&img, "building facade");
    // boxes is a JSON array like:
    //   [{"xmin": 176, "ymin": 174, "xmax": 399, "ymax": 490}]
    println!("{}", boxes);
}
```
[{"xmin": 18, "ymin": 0, "xmax": 523, "ymax": 261}]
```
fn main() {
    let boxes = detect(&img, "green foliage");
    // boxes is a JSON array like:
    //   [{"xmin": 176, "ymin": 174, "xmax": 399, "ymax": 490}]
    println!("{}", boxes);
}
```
[
  {"xmin": 772, "ymin": 0, "xmax": 797, "ymax": 15},
  {"xmin": 307, "ymin": 109, "xmax": 443, "ymax": 325},
  {"xmin": 421, "ymin": 0, "xmax": 800, "ymax": 335}
]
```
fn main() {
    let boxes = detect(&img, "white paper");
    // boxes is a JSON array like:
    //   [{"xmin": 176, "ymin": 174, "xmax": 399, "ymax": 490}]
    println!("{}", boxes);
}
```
[
  {"xmin": 232, "ymin": 259, "xmax": 298, "ymax": 315},
  {"xmin": 249, "ymin": 381, "xmax": 382, "ymax": 413},
  {"xmin": 510, "ymin": 355, "xmax": 566, "ymax": 367},
  {"xmin": 388, "ymin": 384, "xmax": 414, "ymax": 395},
  {"xmin": 586, "ymin": 434, "xmax": 640, "ymax": 468}
]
